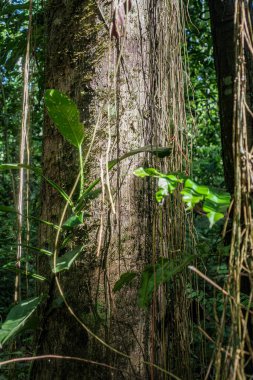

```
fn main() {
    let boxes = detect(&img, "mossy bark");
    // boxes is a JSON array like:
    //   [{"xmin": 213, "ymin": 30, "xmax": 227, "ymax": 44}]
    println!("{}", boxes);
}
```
[
  {"xmin": 30, "ymin": 1, "xmax": 192, "ymax": 379},
  {"xmin": 30, "ymin": 1, "xmax": 102, "ymax": 379}
]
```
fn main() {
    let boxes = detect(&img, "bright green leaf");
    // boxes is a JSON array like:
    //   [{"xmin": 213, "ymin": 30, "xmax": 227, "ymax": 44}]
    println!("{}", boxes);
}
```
[
  {"xmin": 134, "ymin": 167, "xmax": 158, "ymax": 178},
  {"xmin": 45, "ymin": 89, "xmax": 84, "ymax": 148},
  {"xmin": 184, "ymin": 179, "xmax": 209, "ymax": 196},
  {"xmin": 63, "ymin": 214, "xmax": 83, "ymax": 230},
  {"xmin": 206, "ymin": 211, "xmax": 224, "ymax": 228},
  {"xmin": 181, "ymin": 188, "xmax": 204, "ymax": 209},
  {"xmin": 52, "ymin": 246, "xmax": 83, "ymax": 273}
]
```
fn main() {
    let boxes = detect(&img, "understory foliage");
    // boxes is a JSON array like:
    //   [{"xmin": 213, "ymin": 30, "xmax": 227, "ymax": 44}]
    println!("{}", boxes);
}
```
[
  {"xmin": 1, "ymin": 1, "xmax": 252, "ymax": 379},
  {"xmin": 2, "ymin": 89, "xmax": 228, "ymax": 343},
  {"xmin": 0, "ymin": 88, "xmax": 230, "ymax": 377}
]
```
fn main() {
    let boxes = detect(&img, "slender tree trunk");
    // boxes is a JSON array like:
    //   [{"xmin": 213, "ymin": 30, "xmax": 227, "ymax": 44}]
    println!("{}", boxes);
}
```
[{"xmin": 208, "ymin": 0, "xmax": 235, "ymax": 192}]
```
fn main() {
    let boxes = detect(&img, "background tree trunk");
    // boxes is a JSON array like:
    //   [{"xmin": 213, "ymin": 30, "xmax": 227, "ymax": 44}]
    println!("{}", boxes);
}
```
[
  {"xmin": 208, "ymin": 0, "xmax": 235, "ymax": 192},
  {"xmin": 209, "ymin": 2, "xmax": 253, "ymax": 377}
]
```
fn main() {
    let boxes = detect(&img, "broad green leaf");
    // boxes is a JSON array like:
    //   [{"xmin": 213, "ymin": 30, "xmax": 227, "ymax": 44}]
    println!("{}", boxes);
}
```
[
  {"xmin": 63, "ymin": 213, "xmax": 83, "ymax": 230},
  {"xmin": 138, "ymin": 255, "xmax": 195, "ymax": 308},
  {"xmin": 45, "ymin": 89, "xmax": 84, "ymax": 148},
  {"xmin": 156, "ymin": 189, "xmax": 168, "ymax": 203},
  {"xmin": 165, "ymin": 174, "xmax": 183, "ymax": 183},
  {"xmin": 0, "ymin": 297, "xmax": 42, "ymax": 347},
  {"xmin": 203, "ymin": 194, "xmax": 230, "ymax": 227},
  {"xmin": 203, "ymin": 199, "xmax": 227, "ymax": 214},
  {"xmin": 133, "ymin": 167, "xmax": 162, "ymax": 178},
  {"xmin": 134, "ymin": 167, "xmax": 153, "ymax": 178},
  {"xmin": 113, "ymin": 272, "xmax": 137, "ymax": 292},
  {"xmin": 138, "ymin": 267, "xmax": 154, "ymax": 308},
  {"xmin": 184, "ymin": 179, "xmax": 210, "ymax": 196},
  {"xmin": 205, "ymin": 192, "xmax": 230, "ymax": 207},
  {"xmin": 181, "ymin": 188, "xmax": 204, "ymax": 209},
  {"xmin": 52, "ymin": 246, "xmax": 83, "ymax": 273},
  {"xmin": 135, "ymin": 166, "xmax": 231, "ymax": 228},
  {"xmin": 156, "ymin": 177, "xmax": 179, "ymax": 203}
]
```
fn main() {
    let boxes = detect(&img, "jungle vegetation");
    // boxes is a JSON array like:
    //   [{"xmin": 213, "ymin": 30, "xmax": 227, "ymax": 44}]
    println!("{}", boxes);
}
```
[{"xmin": 0, "ymin": 1, "xmax": 253, "ymax": 379}]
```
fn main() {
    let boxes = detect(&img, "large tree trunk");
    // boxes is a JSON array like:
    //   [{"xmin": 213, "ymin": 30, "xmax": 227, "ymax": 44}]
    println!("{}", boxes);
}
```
[{"xmin": 31, "ymin": 1, "xmax": 191, "ymax": 379}]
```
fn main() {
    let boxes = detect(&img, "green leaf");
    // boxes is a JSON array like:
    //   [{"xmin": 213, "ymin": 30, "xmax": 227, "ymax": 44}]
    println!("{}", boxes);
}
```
[
  {"xmin": 205, "ymin": 192, "xmax": 230, "ymax": 208},
  {"xmin": 138, "ymin": 267, "xmax": 154, "ymax": 308},
  {"xmin": 138, "ymin": 255, "xmax": 195, "ymax": 308},
  {"xmin": 184, "ymin": 179, "xmax": 210, "ymax": 196},
  {"xmin": 134, "ymin": 166, "xmax": 231, "ymax": 228},
  {"xmin": 62, "ymin": 213, "xmax": 83, "ymax": 230},
  {"xmin": 45, "ymin": 89, "xmax": 84, "ymax": 148},
  {"xmin": 181, "ymin": 188, "xmax": 204, "ymax": 210},
  {"xmin": 113, "ymin": 272, "xmax": 138, "ymax": 292},
  {"xmin": 133, "ymin": 167, "xmax": 162, "ymax": 178},
  {"xmin": 202, "ymin": 192, "xmax": 230, "ymax": 227},
  {"xmin": 52, "ymin": 246, "xmax": 83, "ymax": 273},
  {"xmin": 156, "ymin": 178, "xmax": 169, "ymax": 203},
  {"xmin": 0, "ymin": 297, "xmax": 42, "ymax": 347},
  {"xmin": 155, "ymin": 177, "xmax": 179, "ymax": 203},
  {"xmin": 206, "ymin": 211, "xmax": 224, "ymax": 228}
]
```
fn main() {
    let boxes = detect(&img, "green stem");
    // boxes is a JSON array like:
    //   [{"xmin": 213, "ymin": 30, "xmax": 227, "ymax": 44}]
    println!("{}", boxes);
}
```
[{"xmin": 78, "ymin": 144, "xmax": 84, "ymax": 198}]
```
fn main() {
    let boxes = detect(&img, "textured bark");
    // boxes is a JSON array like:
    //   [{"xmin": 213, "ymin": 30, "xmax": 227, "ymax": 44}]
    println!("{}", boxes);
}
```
[
  {"xmin": 30, "ymin": 1, "xmax": 98, "ymax": 378},
  {"xmin": 31, "ymin": 1, "xmax": 191, "ymax": 379}
]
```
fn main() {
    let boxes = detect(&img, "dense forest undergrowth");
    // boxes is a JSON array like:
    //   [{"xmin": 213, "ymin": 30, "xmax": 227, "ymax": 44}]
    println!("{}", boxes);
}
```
[{"xmin": 1, "ymin": 1, "xmax": 253, "ymax": 379}]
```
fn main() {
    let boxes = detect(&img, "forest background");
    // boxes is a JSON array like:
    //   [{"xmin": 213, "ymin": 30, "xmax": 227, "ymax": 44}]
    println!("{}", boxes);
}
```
[{"xmin": 0, "ymin": 1, "xmax": 253, "ymax": 379}]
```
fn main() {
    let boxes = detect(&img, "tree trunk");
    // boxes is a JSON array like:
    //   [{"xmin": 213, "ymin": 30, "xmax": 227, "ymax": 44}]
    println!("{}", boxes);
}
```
[
  {"xmin": 208, "ymin": 0, "xmax": 235, "ymax": 193},
  {"xmin": 31, "ymin": 1, "xmax": 192, "ymax": 379},
  {"xmin": 209, "ymin": 2, "xmax": 253, "ymax": 378},
  {"xmin": 30, "ymin": 1, "xmax": 99, "ymax": 378}
]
